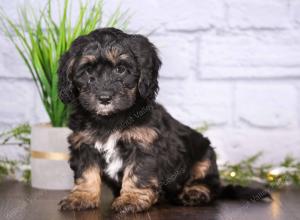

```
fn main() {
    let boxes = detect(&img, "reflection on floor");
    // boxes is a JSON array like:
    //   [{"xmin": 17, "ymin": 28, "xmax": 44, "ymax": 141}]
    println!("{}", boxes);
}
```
[{"xmin": 0, "ymin": 181, "xmax": 299, "ymax": 220}]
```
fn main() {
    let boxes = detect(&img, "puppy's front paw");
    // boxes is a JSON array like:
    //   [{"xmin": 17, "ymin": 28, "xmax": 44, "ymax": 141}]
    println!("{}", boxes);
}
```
[
  {"xmin": 111, "ymin": 194, "xmax": 151, "ymax": 214},
  {"xmin": 59, "ymin": 191, "xmax": 99, "ymax": 211}
]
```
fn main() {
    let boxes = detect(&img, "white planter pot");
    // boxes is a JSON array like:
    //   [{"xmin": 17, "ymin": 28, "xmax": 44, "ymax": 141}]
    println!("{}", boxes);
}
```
[{"xmin": 30, "ymin": 123, "xmax": 73, "ymax": 190}]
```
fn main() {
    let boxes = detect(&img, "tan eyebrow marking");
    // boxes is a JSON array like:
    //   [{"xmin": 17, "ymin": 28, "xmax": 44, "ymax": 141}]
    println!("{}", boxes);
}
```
[
  {"xmin": 78, "ymin": 55, "xmax": 97, "ymax": 66},
  {"xmin": 105, "ymin": 48, "xmax": 120, "ymax": 65},
  {"xmin": 105, "ymin": 47, "xmax": 129, "ymax": 65},
  {"xmin": 119, "ymin": 53, "xmax": 130, "ymax": 60}
]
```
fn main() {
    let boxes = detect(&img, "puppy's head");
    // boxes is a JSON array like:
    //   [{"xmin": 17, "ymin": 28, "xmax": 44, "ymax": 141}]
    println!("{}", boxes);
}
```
[{"xmin": 58, "ymin": 28, "xmax": 161, "ymax": 116}]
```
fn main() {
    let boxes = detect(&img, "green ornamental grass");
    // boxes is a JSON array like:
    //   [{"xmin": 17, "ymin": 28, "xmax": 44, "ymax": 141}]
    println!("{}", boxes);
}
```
[{"xmin": 0, "ymin": 0, "xmax": 129, "ymax": 126}]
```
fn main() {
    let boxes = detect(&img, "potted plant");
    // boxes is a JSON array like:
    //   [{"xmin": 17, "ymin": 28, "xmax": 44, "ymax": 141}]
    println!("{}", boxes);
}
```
[{"xmin": 0, "ymin": 0, "xmax": 129, "ymax": 189}]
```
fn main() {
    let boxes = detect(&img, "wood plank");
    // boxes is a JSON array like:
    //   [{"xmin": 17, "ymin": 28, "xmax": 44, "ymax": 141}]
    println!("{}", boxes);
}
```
[{"xmin": 0, "ymin": 181, "xmax": 299, "ymax": 220}]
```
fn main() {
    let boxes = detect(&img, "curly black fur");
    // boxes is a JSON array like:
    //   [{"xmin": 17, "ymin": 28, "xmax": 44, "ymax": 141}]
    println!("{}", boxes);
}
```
[{"xmin": 58, "ymin": 28, "xmax": 271, "ymax": 213}]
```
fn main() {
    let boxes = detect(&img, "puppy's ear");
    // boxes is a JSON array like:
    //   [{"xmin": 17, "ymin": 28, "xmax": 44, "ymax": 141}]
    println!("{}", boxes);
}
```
[
  {"xmin": 130, "ymin": 35, "xmax": 161, "ymax": 101},
  {"xmin": 58, "ymin": 35, "xmax": 92, "ymax": 103},
  {"xmin": 57, "ymin": 51, "xmax": 77, "ymax": 104}
]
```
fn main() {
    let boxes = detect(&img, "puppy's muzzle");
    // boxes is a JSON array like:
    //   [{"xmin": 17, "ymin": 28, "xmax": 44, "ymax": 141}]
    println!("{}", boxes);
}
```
[{"xmin": 98, "ymin": 91, "xmax": 113, "ymax": 105}]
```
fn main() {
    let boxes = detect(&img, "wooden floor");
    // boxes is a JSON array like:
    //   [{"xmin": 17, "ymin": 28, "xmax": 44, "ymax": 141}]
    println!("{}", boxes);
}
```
[{"xmin": 0, "ymin": 181, "xmax": 300, "ymax": 220}]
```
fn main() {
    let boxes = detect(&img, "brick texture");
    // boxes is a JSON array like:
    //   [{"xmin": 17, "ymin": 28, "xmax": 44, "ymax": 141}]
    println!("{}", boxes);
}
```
[
  {"xmin": 226, "ymin": 0, "xmax": 290, "ymax": 28},
  {"xmin": 199, "ymin": 31, "xmax": 300, "ymax": 78}
]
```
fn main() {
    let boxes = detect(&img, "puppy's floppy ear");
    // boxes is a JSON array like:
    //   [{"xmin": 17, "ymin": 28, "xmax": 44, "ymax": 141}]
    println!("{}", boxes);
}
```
[
  {"xmin": 57, "ymin": 51, "xmax": 76, "ymax": 103},
  {"xmin": 58, "ymin": 36, "xmax": 93, "ymax": 103},
  {"xmin": 129, "ymin": 35, "xmax": 161, "ymax": 101}
]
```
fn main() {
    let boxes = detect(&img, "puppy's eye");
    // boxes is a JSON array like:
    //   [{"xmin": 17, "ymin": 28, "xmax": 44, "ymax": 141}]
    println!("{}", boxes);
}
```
[
  {"xmin": 86, "ymin": 67, "xmax": 92, "ymax": 74},
  {"xmin": 115, "ymin": 65, "xmax": 126, "ymax": 74},
  {"xmin": 88, "ymin": 77, "xmax": 95, "ymax": 84}
]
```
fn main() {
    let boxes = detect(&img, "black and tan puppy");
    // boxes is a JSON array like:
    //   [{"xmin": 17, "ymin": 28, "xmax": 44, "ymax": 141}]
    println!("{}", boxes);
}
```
[{"xmin": 58, "ymin": 28, "xmax": 270, "ymax": 213}]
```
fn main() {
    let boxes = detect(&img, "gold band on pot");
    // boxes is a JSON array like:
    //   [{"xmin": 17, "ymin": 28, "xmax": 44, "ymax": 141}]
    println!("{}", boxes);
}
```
[{"xmin": 31, "ymin": 150, "xmax": 70, "ymax": 161}]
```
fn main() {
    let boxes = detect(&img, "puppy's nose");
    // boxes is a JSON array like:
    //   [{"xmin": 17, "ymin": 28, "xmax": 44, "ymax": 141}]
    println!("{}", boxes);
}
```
[{"xmin": 98, "ymin": 91, "xmax": 113, "ymax": 104}]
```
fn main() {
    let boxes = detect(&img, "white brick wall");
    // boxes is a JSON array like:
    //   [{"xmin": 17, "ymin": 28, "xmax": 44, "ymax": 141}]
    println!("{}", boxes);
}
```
[
  {"xmin": 227, "ymin": 0, "xmax": 290, "ymax": 28},
  {"xmin": 1, "ymin": 0, "xmax": 300, "ymax": 163},
  {"xmin": 200, "ymin": 31, "xmax": 300, "ymax": 78}
]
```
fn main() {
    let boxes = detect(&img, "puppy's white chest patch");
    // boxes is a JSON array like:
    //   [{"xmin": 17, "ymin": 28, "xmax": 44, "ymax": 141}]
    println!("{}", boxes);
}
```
[{"xmin": 95, "ymin": 132, "xmax": 123, "ymax": 181}]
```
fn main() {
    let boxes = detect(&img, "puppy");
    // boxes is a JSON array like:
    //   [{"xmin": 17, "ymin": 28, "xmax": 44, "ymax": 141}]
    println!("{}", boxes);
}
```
[{"xmin": 58, "ymin": 28, "xmax": 270, "ymax": 213}]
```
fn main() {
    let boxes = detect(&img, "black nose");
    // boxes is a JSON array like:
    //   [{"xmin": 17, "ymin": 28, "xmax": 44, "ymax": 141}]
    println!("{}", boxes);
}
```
[{"xmin": 98, "ymin": 91, "xmax": 113, "ymax": 104}]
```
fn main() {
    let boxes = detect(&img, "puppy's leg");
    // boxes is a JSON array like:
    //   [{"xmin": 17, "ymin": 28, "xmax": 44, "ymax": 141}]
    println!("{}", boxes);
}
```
[
  {"xmin": 59, "ymin": 142, "xmax": 101, "ymax": 210},
  {"xmin": 178, "ymin": 148, "xmax": 221, "ymax": 206},
  {"xmin": 112, "ymin": 155, "xmax": 159, "ymax": 213},
  {"xmin": 59, "ymin": 166, "xmax": 101, "ymax": 210}
]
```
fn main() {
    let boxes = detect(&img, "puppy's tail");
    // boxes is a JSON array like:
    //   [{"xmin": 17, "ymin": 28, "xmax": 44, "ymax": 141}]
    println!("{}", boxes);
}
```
[{"xmin": 218, "ymin": 184, "xmax": 272, "ymax": 201}]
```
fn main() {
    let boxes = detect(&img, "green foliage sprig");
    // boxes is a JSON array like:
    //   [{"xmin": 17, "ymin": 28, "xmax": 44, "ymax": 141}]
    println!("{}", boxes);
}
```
[
  {"xmin": 0, "ymin": 124, "xmax": 31, "ymax": 183},
  {"xmin": 196, "ymin": 122, "xmax": 210, "ymax": 133},
  {"xmin": 0, "ymin": 0, "xmax": 129, "ymax": 127},
  {"xmin": 0, "ymin": 123, "xmax": 31, "ymax": 145},
  {"xmin": 220, "ymin": 153, "xmax": 300, "ymax": 188}
]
